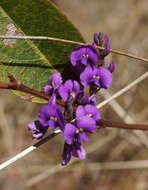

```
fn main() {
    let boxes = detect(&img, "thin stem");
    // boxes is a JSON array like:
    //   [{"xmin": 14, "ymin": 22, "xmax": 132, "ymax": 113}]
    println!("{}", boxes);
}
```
[
  {"xmin": 55, "ymin": 160, "xmax": 148, "ymax": 171},
  {"xmin": 97, "ymin": 71, "xmax": 148, "ymax": 109},
  {"xmin": 0, "ymin": 75, "xmax": 64, "ymax": 106},
  {"xmin": 0, "ymin": 35, "xmax": 148, "ymax": 63},
  {"xmin": 0, "ymin": 129, "xmax": 61, "ymax": 171},
  {"xmin": 84, "ymin": 160, "xmax": 148, "ymax": 170},
  {"xmin": 99, "ymin": 119, "xmax": 148, "ymax": 130}
]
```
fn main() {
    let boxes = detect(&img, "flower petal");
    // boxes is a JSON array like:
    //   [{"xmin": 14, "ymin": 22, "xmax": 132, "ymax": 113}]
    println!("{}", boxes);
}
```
[
  {"xmin": 85, "ymin": 104, "xmax": 101, "ymax": 121},
  {"xmin": 97, "ymin": 67, "xmax": 112, "ymax": 88},
  {"xmin": 73, "ymin": 81, "xmax": 80, "ymax": 94},
  {"xmin": 61, "ymin": 143, "xmax": 72, "ymax": 166},
  {"xmin": 81, "ymin": 56, "xmax": 88, "ymax": 65},
  {"xmin": 48, "ymin": 120, "xmax": 56, "ymax": 131},
  {"xmin": 38, "ymin": 101, "xmax": 64, "ymax": 131},
  {"xmin": 50, "ymin": 72, "xmax": 62, "ymax": 89},
  {"xmin": 28, "ymin": 120, "xmax": 48, "ymax": 139},
  {"xmin": 78, "ymin": 132, "xmax": 90, "ymax": 142},
  {"xmin": 28, "ymin": 121, "xmax": 37, "ymax": 131},
  {"xmin": 72, "ymin": 142, "xmax": 86, "ymax": 160},
  {"xmin": 56, "ymin": 107, "xmax": 65, "ymax": 131},
  {"xmin": 86, "ymin": 45, "xmax": 99, "ymax": 64},
  {"xmin": 59, "ymin": 85, "xmax": 69, "ymax": 102},
  {"xmin": 108, "ymin": 61, "xmax": 116, "ymax": 73},
  {"xmin": 80, "ymin": 66, "xmax": 94, "ymax": 86},
  {"xmin": 76, "ymin": 105, "xmax": 86, "ymax": 119},
  {"xmin": 94, "ymin": 33, "xmax": 110, "ymax": 57},
  {"xmin": 70, "ymin": 45, "xmax": 99, "ymax": 67},
  {"xmin": 77, "ymin": 116, "xmax": 96, "ymax": 132},
  {"xmin": 32, "ymin": 133, "xmax": 43, "ymax": 139},
  {"xmin": 64, "ymin": 123, "xmax": 77, "ymax": 144},
  {"xmin": 43, "ymin": 85, "xmax": 52, "ymax": 95},
  {"xmin": 70, "ymin": 47, "xmax": 84, "ymax": 66},
  {"xmin": 64, "ymin": 80, "xmax": 73, "ymax": 91}
]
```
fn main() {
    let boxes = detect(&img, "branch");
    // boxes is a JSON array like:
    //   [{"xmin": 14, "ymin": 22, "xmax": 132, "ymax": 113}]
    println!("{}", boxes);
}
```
[
  {"xmin": 97, "ymin": 71, "xmax": 148, "ymax": 109},
  {"xmin": 52, "ymin": 160, "xmax": 148, "ymax": 171},
  {"xmin": 0, "ymin": 129, "xmax": 61, "ymax": 171},
  {"xmin": 99, "ymin": 119, "xmax": 148, "ymax": 130},
  {"xmin": 83, "ymin": 160, "xmax": 148, "ymax": 170},
  {"xmin": 0, "ymin": 35, "xmax": 148, "ymax": 63},
  {"xmin": 0, "ymin": 75, "xmax": 64, "ymax": 106}
]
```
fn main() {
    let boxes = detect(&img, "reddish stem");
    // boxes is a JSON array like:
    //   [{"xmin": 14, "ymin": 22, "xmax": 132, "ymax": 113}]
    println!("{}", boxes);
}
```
[
  {"xmin": 99, "ymin": 119, "xmax": 148, "ymax": 130},
  {"xmin": 0, "ymin": 75, "xmax": 64, "ymax": 106}
]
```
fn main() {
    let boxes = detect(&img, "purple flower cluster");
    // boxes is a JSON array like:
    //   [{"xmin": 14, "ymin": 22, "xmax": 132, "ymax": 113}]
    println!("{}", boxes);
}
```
[{"xmin": 28, "ymin": 33, "xmax": 116, "ymax": 165}]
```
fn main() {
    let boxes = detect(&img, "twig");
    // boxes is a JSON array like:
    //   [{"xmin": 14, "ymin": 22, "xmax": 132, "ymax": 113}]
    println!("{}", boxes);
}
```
[
  {"xmin": 99, "ymin": 119, "xmax": 148, "ymax": 130},
  {"xmin": 97, "ymin": 71, "xmax": 148, "ymax": 109},
  {"xmin": 53, "ymin": 160, "xmax": 148, "ymax": 171},
  {"xmin": 0, "ymin": 75, "xmax": 64, "ymax": 106},
  {"xmin": 79, "ymin": 160, "xmax": 148, "ymax": 170},
  {"xmin": 0, "ymin": 35, "xmax": 148, "ymax": 63},
  {"xmin": 100, "ymin": 90, "xmax": 148, "ymax": 148},
  {"xmin": 0, "ymin": 129, "xmax": 61, "ymax": 171}
]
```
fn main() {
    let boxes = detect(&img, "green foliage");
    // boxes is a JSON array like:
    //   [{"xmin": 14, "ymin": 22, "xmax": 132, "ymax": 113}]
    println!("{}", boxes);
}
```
[{"xmin": 0, "ymin": 0, "xmax": 84, "ymax": 102}]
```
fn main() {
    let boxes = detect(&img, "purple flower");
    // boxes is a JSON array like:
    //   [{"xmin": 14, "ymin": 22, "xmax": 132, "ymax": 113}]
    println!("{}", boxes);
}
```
[
  {"xmin": 43, "ymin": 72, "xmax": 62, "ymax": 95},
  {"xmin": 59, "ymin": 80, "xmax": 81, "ymax": 102},
  {"xmin": 77, "ymin": 116, "xmax": 97, "ymax": 133},
  {"xmin": 108, "ymin": 61, "xmax": 116, "ymax": 73},
  {"xmin": 80, "ymin": 66, "xmax": 112, "ymax": 89},
  {"xmin": 38, "ymin": 101, "xmax": 65, "ymax": 131},
  {"xmin": 64, "ymin": 123, "xmax": 90, "ymax": 144},
  {"xmin": 61, "ymin": 142, "xmax": 86, "ymax": 166},
  {"xmin": 28, "ymin": 120, "xmax": 48, "ymax": 139},
  {"xmin": 76, "ymin": 104, "xmax": 101, "ymax": 122},
  {"xmin": 64, "ymin": 104, "xmax": 100, "ymax": 145},
  {"xmin": 94, "ymin": 33, "xmax": 110, "ymax": 57},
  {"xmin": 70, "ymin": 45, "xmax": 99, "ymax": 68}
]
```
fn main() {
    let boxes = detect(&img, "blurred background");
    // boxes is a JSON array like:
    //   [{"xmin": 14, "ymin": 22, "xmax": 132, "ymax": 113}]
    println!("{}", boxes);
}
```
[{"xmin": 0, "ymin": 0, "xmax": 148, "ymax": 189}]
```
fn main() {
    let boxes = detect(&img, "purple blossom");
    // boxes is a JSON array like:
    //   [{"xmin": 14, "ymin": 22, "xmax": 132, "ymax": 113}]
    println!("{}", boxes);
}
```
[
  {"xmin": 80, "ymin": 66, "xmax": 112, "ymax": 89},
  {"xmin": 77, "ymin": 116, "xmax": 97, "ymax": 133},
  {"xmin": 28, "ymin": 120, "xmax": 48, "ymax": 139},
  {"xmin": 64, "ymin": 123, "xmax": 90, "ymax": 144},
  {"xmin": 76, "ymin": 104, "xmax": 101, "ymax": 122},
  {"xmin": 27, "ymin": 31, "xmax": 116, "ymax": 167},
  {"xmin": 94, "ymin": 33, "xmax": 110, "ymax": 57},
  {"xmin": 38, "ymin": 101, "xmax": 65, "ymax": 131},
  {"xmin": 108, "ymin": 61, "xmax": 116, "ymax": 73},
  {"xmin": 64, "ymin": 104, "xmax": 100, "ymax": 145},
  {"xmin": 70, "ymin": 45, "xmax": 99, "ymax": 68},
  {"xmin": 59, "ymin": 80, "xmax": 81, "ymax": 102},
  {"xmin": 43, "ymin": 72, "xmax": 62, "ymax": 95},
  {"xmin": 61, "ymin": 142, "xmax": 86, "ymax": 166}
]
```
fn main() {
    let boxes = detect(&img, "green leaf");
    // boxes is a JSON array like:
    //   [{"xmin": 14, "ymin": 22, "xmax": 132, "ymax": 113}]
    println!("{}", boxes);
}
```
[{"xmin": 0, "ymin": 0, "xmax": 84, "ymax": 102}]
